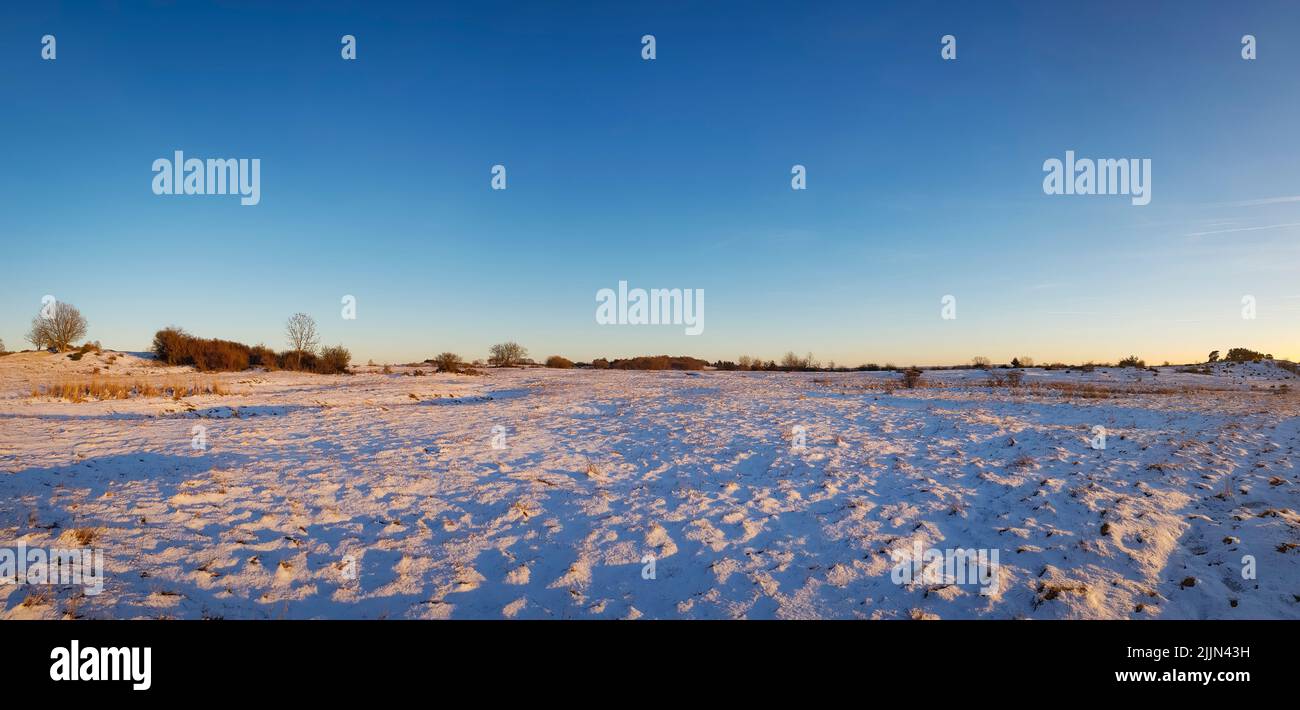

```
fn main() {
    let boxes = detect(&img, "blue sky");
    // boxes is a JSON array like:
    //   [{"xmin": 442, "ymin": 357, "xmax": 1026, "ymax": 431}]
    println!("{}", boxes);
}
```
[{"xmin": 2, "ymin": 0, "xmax": 1298, "ymax": 365}]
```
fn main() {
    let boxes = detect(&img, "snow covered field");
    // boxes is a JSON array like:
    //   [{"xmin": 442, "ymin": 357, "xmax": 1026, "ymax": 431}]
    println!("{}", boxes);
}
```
[{"xmin": 1, "ymin": 351, "xmax": 1297, "ymax": 619}]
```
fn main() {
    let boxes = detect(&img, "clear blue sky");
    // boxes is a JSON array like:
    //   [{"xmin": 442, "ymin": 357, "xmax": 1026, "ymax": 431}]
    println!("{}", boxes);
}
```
[{"xmin": 2, "ymin": 1, "xmax": 1298, "ymax": 365}]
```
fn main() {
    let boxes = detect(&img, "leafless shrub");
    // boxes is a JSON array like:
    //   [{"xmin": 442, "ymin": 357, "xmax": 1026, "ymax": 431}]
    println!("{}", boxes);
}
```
[{"xmin": 780, "ymin": 352, "xmax": 817, "ymax": 371}]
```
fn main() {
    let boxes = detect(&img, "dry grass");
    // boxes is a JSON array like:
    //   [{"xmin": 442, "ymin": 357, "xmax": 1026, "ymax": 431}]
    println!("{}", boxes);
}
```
[
  {"xmin": 813, "ymin": 377, "xmax": 1192, "ymax": 399},
  {"xmin": 31, "ymin": 376, "xmax": 231, "ymax": 402},
  {"xmin": 21, "ymin": 590, "xmax": 51, "ymax": 608},
  {"xmin": 1028, "ymin": 381, "xmax": 1188, "ymax": 398},
  {"xmin": 72, "ymin": 527, "xmax": 98, "ymax": 546}
]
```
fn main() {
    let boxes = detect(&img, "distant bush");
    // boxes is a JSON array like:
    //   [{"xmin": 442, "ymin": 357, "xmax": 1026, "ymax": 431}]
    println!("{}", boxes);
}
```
[
  {"xmin": 432, "ymin": 352, "xmax": 463, "ymax": 373},
  {"xmin": 780, "ymin": 352, "xmax": 817, "ymax": 371},
  {"xmin": 278, "ymin": 349, "xmax": 318, "ymax": 372},
  {"xmin": 152, "ymin": 327, "xmax": 250, "ymax": 371},
  {"xmin": 591, "ymin": 358, "xmax": 610, "ymax": 369},
  {"xmin": 249, "ymin": 344, "xmax": 277, "ymax": 369},
  {"xmin": 489, "ymin": 341, "xmax": 528, "ymax": 367},
  {"xmin": 195, "ymin": 341, "xmax": 250, "ymax": 371},
  {"xmin": 608, "ymin": 355, "xmax": 708, "ymax": 370},
  {"xmin": 153, "ymin": 327, "xmax": 348, "ymax": 374},
  {"xmin": 317, "ymin": 345, "xmax": 352, "ymax": 374},
  {"xmin": 68, "ymin": 342, "xmax": 101, "ymax": 361},
  {"xmin": 900, "ymin": 367, "xmax": 924, "ymax": 388},
  {"xmin": 1118, "ymin": 355, "xmax": 1145, "ymax": 368},
  {"xmin": 972, "ymin": 356, "xmax": 992, "ymax": 369},
  {"xmin": 732, "ymin": 356, "xmax": 774, "ymax": 371},
  {"xmin": 1224, "ymin": 348, "xmax": 1267, "ymax": 363},
  {"xmin": 151, "ymin": 327, "xmax": 189, "ymax": 364},
  {"xmin": 545, "ymin": 355, "xmax": 574, "ymax": 369},
  {"xmin": 622, "ymin": 355, "xmax": 669, "ymax": 370}
]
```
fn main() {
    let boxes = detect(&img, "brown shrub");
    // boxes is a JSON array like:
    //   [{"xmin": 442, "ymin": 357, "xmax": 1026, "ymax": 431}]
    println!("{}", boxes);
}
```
[
  {"xmin": 152, "ymin": 327, "xmax": 251, "ymax": 371},
  {"xmin": 608, "ymin": 355, "xmax": 707, "ymax": 370},
  {"xmin": 432, "ymin": 352, "xmax": 462, "ymax": 374},
  {"xmin": 249, "ymin": 344, "xmax": 277, "ymax": 369},
  {"xmin": 900, "ymin": 367, "xmax": 924, "ymax": 388},
  {"xmin": 277, "ymin": 350, "xmax": 319, "ymax": 371},
  {"xmin": 316, "ymin": 345, "xmax": 352, "ymax": 374}
]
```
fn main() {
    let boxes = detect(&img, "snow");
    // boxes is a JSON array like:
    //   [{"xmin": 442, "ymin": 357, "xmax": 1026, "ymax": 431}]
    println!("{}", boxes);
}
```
[{"xmin": 1, "ymin": 351, "xmax": 1297, "ymax": 619}]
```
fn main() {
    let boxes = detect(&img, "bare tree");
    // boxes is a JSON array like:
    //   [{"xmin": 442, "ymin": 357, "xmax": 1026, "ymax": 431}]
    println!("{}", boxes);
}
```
[
  {"xmin": 26, "ymin": 316, "xmax": 49, "ymax": 350},
  {"xmin": 27, "ymin": 302, "xmax": 87, "ymax": 352},
  {"xmin": 971, "ymin": 356, "xmax": 992, "ymax": 369},
  {"xmin": 488, "ymin": 341, "xmax": 527, "ymax": 367},
  {"xmin": 780, "ymin": 352, "xmax": 816, "ymax": 370},
  {"xmin": 285, "ymin": 313, "xmax": 319, "ymax": 370},
  {"xmin": 0, "ymin": 337, "xmax": 6, "ymax": 353}
]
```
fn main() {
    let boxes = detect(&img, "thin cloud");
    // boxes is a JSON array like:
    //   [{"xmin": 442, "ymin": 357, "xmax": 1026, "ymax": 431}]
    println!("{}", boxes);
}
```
[
  {"xmin": 1222, "ymin": 195, "xmax": 1300, "ymax": 207},
  {"xmin": 1183, "ymin": 222, "xmax": 1300, "ymax": 237}
]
